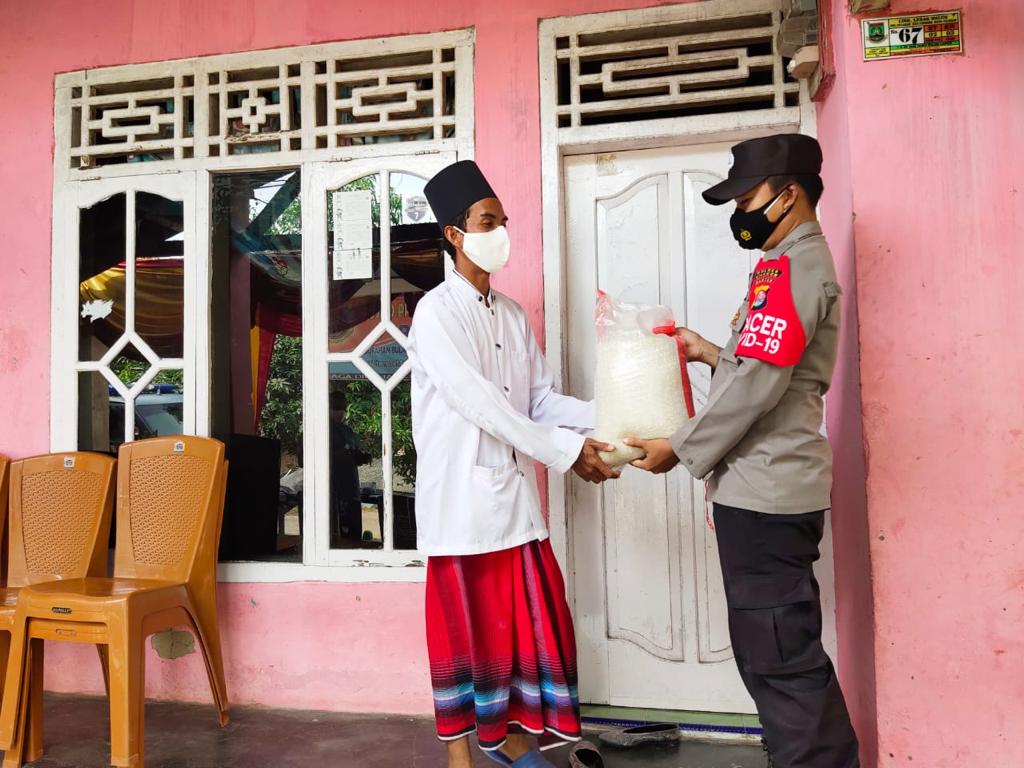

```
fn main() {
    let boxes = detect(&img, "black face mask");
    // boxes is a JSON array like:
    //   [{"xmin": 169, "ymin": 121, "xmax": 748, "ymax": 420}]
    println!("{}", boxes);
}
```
[{"xmin": 729, "ymin": 190, "xmax": 792, "ymax": 250}]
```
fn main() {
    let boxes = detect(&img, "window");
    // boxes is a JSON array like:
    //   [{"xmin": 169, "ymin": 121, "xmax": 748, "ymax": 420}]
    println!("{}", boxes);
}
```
[
  {"xmin": 74, "ymin": 187, "xmax": 189, "ymax": 456},
  {"xmin": 322, "ymin": 171, "xmax": 441, "ymax": 555},
  {"xmin": 52, "ymin": 32, "xmax": 474, "ymax": 580}
]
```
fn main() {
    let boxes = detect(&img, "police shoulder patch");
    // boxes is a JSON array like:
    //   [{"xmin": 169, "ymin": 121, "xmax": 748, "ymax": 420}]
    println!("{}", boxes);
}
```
[{"xmin": 735, "ymin": 255, "xmax": 806, "ymax": 366}]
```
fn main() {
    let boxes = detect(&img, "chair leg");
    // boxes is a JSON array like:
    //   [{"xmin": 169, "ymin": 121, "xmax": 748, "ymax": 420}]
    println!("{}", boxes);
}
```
[
  {"xmin": 0, "ymin": 631, "xmax": 16, "ymax": 767},
  {"xmin": 97, "ymin": 644, "xmax": 111, "ymax": 698},
  {"xmin": 185, "ymin": 611, "xmax": 229, "ymax": 727},
  {"xmin": 0, "ymin": 617, "xmax": 30, "ymax": 749},
  {"xmin": 1, "ymin": 637, "xmax": 39, "ymax": 768},
  {"xmin": 24, "ymin": 640, "xmax": 43, "ymax": 762},
  {"xmin": 107, "ymin": 623, "xmax": 145, "ymax": 768},
  {"xmin": 0, "ymin": 630, "xmax": 10, "ymax": 698},
  {"xmin": 1, "ymin": 703, "xmax": 24, "ymax": 768}
]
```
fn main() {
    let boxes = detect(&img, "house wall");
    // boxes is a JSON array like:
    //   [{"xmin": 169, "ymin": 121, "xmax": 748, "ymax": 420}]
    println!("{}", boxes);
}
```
[{"xmin": 820, "ymin": 1, "xmax": 1024, "ymax": 765}]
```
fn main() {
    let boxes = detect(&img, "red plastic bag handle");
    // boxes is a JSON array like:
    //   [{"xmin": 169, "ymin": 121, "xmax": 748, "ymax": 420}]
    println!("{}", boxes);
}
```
[{"xmin": 653, "ymin": 325, "xmax": 696, "ymax": 419}]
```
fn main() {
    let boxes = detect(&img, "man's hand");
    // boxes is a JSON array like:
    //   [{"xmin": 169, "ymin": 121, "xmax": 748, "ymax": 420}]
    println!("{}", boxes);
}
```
[
  {"xmin": 624, "ymin": 438, "xmax": 679, "ymax": 475},
  {"xmin": 675, "ymin": 327, "xmax": 720, "ymax": 368},
  {"xmin": 572, "ymin": 439, "xmax": 620, "ymax": 484}
]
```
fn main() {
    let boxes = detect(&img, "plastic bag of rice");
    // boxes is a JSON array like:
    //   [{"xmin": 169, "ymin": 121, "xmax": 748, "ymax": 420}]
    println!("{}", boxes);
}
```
[{"xmin": 593, "ymin": 291, "xmax": 695, "ymax": 468}]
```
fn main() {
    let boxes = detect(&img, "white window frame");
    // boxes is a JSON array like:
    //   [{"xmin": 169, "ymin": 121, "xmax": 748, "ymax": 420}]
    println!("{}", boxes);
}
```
[
  {"xmin": 538, "ymin": 0, "xmax": 818, "ymax": 580},
  {"xmin": 50, "ymin": 30, "xmax": 475, "ymax": 583},
  {"xmin": 51, "ymin": 173, "xmax": 200, "ymax": 453},
  {"xmin": 304, "ymin": 154, "xmax": 457, "ymax": 569}
]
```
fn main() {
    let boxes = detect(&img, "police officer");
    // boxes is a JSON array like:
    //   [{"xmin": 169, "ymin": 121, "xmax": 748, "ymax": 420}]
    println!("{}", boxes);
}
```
[{"xmin": 626, "ymin": 134, "xmax": 860, "ymax": 768}]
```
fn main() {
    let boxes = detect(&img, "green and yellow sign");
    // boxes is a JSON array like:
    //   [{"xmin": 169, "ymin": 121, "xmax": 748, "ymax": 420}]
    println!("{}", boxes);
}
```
[{"xmin": 862, "ymin": 11, "xmax": 963, "ymax": 61}]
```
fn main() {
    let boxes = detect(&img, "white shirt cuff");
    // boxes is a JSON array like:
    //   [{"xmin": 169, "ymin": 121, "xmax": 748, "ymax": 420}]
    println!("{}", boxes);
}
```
[{"xmin": 548, "ymin": 428, "xmax": 586, "ymax": 474}]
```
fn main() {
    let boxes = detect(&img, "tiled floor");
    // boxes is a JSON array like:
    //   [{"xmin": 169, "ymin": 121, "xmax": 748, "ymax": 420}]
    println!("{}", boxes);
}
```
[{"xmin": 10, "ymin": 695, "xmax": 766, "ymax": 767}]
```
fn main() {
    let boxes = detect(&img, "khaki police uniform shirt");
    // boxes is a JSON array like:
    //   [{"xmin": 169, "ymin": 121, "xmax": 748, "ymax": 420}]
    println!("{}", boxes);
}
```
[{"xmin": 670, "ymin": 221, "xmax": 841, "ymax": 514}]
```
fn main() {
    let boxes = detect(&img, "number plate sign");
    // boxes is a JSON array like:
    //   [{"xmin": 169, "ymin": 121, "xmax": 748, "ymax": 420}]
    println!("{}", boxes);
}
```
[{"xmin": 862, "ymin": 11, "xmax": 962, "ymax": 61}]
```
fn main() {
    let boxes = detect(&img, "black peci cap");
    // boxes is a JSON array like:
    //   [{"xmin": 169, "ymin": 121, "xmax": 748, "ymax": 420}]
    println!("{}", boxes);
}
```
[
  {"xmin": 423, "ymin": 160, "xmax": 498, "ymax": 227},
  {"xmin": 703, "ymin": 134, "xmax": 823, "ymax": 206}
]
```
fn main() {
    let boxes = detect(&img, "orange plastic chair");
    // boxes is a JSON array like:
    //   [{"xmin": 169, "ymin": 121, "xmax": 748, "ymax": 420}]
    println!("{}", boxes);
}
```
[
  {"xmin": 0, "ymin": 452, "xmax": 116, "ymax": 768},
  {"xmin": 0, "ymin": 437, "xmax": 229, "ymax": 768}
]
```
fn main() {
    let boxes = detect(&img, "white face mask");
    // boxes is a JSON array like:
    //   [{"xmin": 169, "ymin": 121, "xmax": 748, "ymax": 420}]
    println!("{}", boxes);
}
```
[{"xmin": 455, "ymin": 226, "xmax": 511, "ymax": 274}]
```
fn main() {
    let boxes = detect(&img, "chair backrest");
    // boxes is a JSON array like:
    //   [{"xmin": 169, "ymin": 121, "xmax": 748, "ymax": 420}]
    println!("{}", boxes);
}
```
[
  {"xmin": 114, "ymin": 436, "xmax": 227, "ymax": 587},
  {"xmin": 7, "ymin": 452, "xmax": 116, "ymax": 588}
]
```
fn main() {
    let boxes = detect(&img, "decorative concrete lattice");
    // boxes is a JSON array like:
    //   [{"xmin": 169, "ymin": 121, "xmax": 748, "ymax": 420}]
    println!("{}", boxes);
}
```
[
  {"xmin": 63, "ymin": 36, "xmax": 467, "ymax": 169},
  {"xmin": 553, "ymin": 8, "xmax": 800, "ymax": 129}
]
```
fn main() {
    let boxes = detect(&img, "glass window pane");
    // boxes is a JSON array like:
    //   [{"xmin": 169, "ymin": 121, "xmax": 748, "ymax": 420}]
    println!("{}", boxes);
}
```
[
  {"xmin": 110, "ymin": 344, "xmax": 152, "ymax": 390},
  {"xmin": 327, "ymin": 372, "xmax": 384, "ymax": 550},
  {"xmin": 78, "ymin": 370, "xmax": 183, "ymax": 455},
  {"xmin": 389, "ymin": 172, "xmax": 436, "ymax": 225},
  {"xmin": 131, "ymin": 377, "xmax": 184, "ymax": 441},
  {"xmin": 79, "ymin": 193, "xmax": 127, "ymax": 362},
  {"xmin": 328, "ymin": 174, "xmax": 383, "ymax": 352},
  {"xmin": 387, "ymin": 172, "xmax": 444, "ymax": 329},
  {"xmin": 135, "ymin": 192, "xmax": 185, "ymax": 359},
  {"xmin": 211, "ymin": 169, "xmax": 302, "ymax": 563},
  {"xmin": 391, "ymin": 376, "xmax": 417, "ymax": 550},
  {"xmin": 78, "ymin": 372, "xmax": 118, "ymax": 455}
]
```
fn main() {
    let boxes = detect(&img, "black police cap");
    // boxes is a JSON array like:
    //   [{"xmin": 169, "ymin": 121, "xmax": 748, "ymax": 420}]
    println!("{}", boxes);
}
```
[{"xmin": 703, "ymin": 134, "xmax": 823, "ymax": 206}]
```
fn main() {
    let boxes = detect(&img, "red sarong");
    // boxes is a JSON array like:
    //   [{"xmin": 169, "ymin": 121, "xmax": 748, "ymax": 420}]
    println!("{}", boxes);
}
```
[{"xmin": 425, "ymin": 539, "xmax": 582, "ymax": 752}]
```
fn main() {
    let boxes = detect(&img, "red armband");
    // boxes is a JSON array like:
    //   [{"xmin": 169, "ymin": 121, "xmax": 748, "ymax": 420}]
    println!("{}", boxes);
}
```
[{"xmin": 735, "ymin": 255, "xmax": 806, "ymax": 367}]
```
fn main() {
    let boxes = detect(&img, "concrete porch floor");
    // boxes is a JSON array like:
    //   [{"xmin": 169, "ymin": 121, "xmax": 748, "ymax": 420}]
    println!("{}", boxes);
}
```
[{"xmin": 8, "ymin": 694, "xmax": 767, "ymax": 767}]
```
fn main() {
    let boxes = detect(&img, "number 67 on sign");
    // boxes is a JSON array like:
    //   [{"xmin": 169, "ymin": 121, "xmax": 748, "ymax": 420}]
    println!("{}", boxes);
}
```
[{"xmin": 862, "ymin": 11, "xmax": 963, "ymax": 61}]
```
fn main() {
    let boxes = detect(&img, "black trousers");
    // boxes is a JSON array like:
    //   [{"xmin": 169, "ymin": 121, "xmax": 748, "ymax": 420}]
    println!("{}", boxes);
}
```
[{"xmin": 714, "ymin": 504, "xmax": 859, "ymax": 768}]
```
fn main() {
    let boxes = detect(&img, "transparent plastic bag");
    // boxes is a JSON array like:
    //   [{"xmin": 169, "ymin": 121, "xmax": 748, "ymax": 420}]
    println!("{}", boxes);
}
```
[{"xmin": 593, "ymin": 291, "xmax": 695, "ymax": 468}]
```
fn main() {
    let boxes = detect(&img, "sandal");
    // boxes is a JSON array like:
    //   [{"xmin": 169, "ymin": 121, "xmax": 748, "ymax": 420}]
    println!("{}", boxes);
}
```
[{"xmin": 569, "ymin": 741, "xmax": 605, "ymax": 767}]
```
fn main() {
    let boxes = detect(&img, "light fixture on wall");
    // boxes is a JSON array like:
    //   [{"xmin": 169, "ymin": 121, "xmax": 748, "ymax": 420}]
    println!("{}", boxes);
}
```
[
  {"xmin": 787, "ymin": 45, "xmax": 820, "ymax": 80},
  {"xmin": 848, "ymin": 0, "xmax": 890, "ymax": 12}
]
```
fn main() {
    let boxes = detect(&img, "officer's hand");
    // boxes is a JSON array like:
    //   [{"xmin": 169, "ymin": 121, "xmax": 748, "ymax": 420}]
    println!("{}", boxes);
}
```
[
  {"xmin": 675, "ymin": 327, "xmax": 719, "ymax": 368},
  {"xmin": 624, "ymin": 438, "xmax": 679, "ymax": 475},
  {"xmin": 572, "ymin": 439, "xmax": 620, "ymax": 484}
]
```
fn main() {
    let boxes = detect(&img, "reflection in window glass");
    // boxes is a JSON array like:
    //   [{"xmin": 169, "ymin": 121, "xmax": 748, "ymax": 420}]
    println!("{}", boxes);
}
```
[
  {"xmin": 136, "ymin": 401, "xmax": 185, "ymax": 436},
  {"xmin": 211, "ymin": 169, "xmax": 303, "ymax": 563},
  {"xmin": 78, "ymin": 373, "xmax": 184, "ymax": 456},
  {"xmin": 323, "ymin": 374, "xmax": 415, "ymax": 552},
  {"xmin": 326, "ymin": 372, "xmax": 417, "ymax": 550},
  {"xmin": 325, "ymin": 171, "xmax": 442, "ymax": 552},
  {"xmin": 79, "ymin": 372, "xmax": 116, "ymax": 454},
  {"xmin": 391, "ymin": 377, "xmax": 417, "ymax": 550},
  {"xmin": 77, "ymin": 189, "xmax": 186, "ymax": 458},
  {"xmin": 328, "ymin": 174, "xmax": 384, "ymax": 351},
  {"xmin": 328, "ymin": 374, "xmax": 384, "ymax": 549},
  {"xmin": 79, "ymin": 194, "xmax": 126, "ymax": 362},
  {"xmin": 135, "ymin": 192, "xmax": 185, "ymax": 359}
]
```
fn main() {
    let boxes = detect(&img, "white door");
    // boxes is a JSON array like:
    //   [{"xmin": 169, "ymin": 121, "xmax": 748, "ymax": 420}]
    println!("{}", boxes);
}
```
[{"xmin": 564, "ymin": 143, "xmax": 837, "ymax": 713}]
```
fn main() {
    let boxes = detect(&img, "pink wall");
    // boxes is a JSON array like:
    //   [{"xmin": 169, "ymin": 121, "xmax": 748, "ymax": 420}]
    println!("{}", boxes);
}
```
[
  {"xmin": 43, "ymin": 583, "xmax": 436, "ymax": 713},
  {"xmin": 825, "ymin": 1, "xmax": 1024, "ymax": 765},
  {"xmin": 814, "ymin": 1, "xmax": 877, "ymax": 764}
]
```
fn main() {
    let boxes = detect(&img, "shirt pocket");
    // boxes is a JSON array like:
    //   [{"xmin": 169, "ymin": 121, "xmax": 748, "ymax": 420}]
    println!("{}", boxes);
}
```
[{"xmin": 472, "ymin": 459, "xmax": 524, "ymax": 513}]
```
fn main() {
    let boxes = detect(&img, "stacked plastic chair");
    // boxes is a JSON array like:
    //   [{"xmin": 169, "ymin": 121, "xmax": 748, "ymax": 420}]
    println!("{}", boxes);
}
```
[
  {"xmin": 0, "ymin": 436, "xmax": 229, "ymax": 768},
  {"xmin": 0, "ymin": 451, "xmax": 116, "ymax": 767}
]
